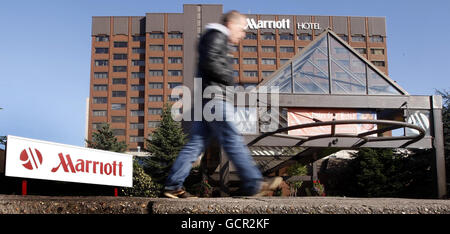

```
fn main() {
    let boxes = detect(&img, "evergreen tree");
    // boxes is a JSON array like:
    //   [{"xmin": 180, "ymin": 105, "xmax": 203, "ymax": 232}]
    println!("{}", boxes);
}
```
[
  {"xmin": 349, "ymin": 148, "xmax": 405, "ymax": 197},
  {"xmin": 85, "ymin": 123, "xmax": 127, "ymax": 152},
  {"xmin": 144, "ymin": 103, "xmax": 187, "ymax": 183},
  {"xmin": 121, "ymin": 159, "xmax": 162, "ymax": 197}
]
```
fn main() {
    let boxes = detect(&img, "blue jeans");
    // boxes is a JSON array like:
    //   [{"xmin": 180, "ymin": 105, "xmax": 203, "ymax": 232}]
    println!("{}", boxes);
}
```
[{"xmin": 165, "ymin": 99, "xmax": 263, "ymax": 196}]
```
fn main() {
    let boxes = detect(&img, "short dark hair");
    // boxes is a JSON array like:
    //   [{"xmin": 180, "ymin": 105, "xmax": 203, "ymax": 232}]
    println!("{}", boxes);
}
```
[{"xmin": 221, "ymin": 10, "xmax": 244, "ymax": 26}]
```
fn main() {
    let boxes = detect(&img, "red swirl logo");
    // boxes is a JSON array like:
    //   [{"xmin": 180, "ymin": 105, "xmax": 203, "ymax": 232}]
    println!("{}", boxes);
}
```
[{"xmin": 20, "ymin": 148, "xmax": 43, "ymax": 170}]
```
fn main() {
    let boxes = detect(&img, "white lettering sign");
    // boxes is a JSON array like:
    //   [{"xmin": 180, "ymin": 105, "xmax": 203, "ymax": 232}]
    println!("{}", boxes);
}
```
[
  {"xmin": 5, "ymin": 135, "xmax": 133, "ymax": 187},
  {"xmin": 245, "ymin": 18, "xmax": 320, "ymax": 30},
  {"xmin": 246, "ymin": 18, "xmax": 290, "ymax": 30}
]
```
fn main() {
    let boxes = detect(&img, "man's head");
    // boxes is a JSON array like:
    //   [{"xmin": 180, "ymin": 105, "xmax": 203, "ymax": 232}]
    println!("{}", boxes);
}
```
[{"xmin": 221, "ymin": 10, "xmax": 247, "ymax": 44}]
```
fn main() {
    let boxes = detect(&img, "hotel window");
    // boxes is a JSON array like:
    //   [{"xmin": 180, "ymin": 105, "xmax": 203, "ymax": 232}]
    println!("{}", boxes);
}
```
[
  {"xmin": 149, "ymin": 32, "xmax": 164, "ymax": 39},
  {"xmin": 371, "ymin": 48, "xmax": 385, "ymax": 55},
  {"xmin": 232, "ymin": 70, "xmax": 239, "ymax": 77},
  {"xmin": 168, "ymin": 82, "xmax": 182, "ymax": 89},
  {"xmin": 372, "ymin": 61, "xmax": 385, "ymax": 67},
  {"xmin": 148, "ymin": 121, "xmax": 161, "ymax": 128},
  {"xmin": 280, "ymin": 46, "xmax": 294, "ymax": 53},
  {"xmin": 113, "ymin": 66, "xmax": 127, "ymax": 72},
  {"xmin": 93, "ymin": 85, "xmax": 108, "ymax": 91},
  {"xmin": 318, "ymin": 59, "xmax": 329, "ymax": 66},
  {"xmin": 111, "ymin": 116, "xmax": 126, "ymax": 122},
  {"xmin": 113, "ymin": 53, "xmax": 127, "ymax": 60},
  {"xmin": 95, "ymin": 60, "xmax": 108, "ymax": 66},
  {"xmin": 354, "ymin": 48, "xmax": 367, "ymax": 54},
  {"xmin": 149, "ymin": 82, "xmax": 163, "ymax": 89},
  {"xmin": 112, "ymin": 129, "xmax": 125, "ymax": 136},
  {"xmin": 92, "ymin": 122, "xmax": 106, "ymax": 130},
  {"xmin": 243, "ymin": 58, "xmax": 257, "ymax": 65},
  {"xmin": 130, "ymin": 136, "xmax": 144, "ymax": 143},
  {"xmin": 280, "ymin": 33, "xmax": 293, "ymax": 40},
  {"xmin": 148, "ymin": 108, "xmax": 162, "ymax": 115},
  {"xmin": 338, "ymin": 34, "xmax": 348, "ymax": 42},
  {"xmin": 130, "ymin": 123, "xmax": 144, "ymax": 130},
  {"xmin": 351, "ymin": 35, "xmax": 365, "ymax": 42},
  {"xmin": 231, "ymin": 58, "xmax": 239, "ymax": 64},
  {"xmin": 262, "ymin": 71, "xmax": 274, "ymax": 77},
  {"xmin": 114, "ymin": 41, "xmax": 128, "ymax": 48},
  {"xmin": 111, "ymin": 103, "xmax": 126, "ymax": 110},
  {"xmin": 168, "ymin": 70, "xmax": 182, "ymax": 76},
  {"xmin": 148, "ymin": 95, "xmax": 163, "ymax": 102},
  {"xmin": 130, "ymin": 97, "xmax": 145, "ymax": 104},
  {"xmin": 168, "ymin": 45, "xmax": 183, "ymax": 51},
  {"xmin": 334, "ymin": 47, "xmax": 347, "ymax": 54},
  {"xmin": 112, "ymin": 91, "xmax": 126, "ymax": 97},
  {"xmin": 243, "ymin": 83, "xmax": 257, "ymax": 89},
  {"xmin": 95, "ymin": 47, "xmax": 109, "ymax": 54},
  {"xmin": 262, "ymin": 58, "xmax": 276, "ymax": 65},
  {"xmin": 149, "ymin": 70, "xmax": 163, "ymax": 76},
  {"xmin": 370, "ymin": 35, "xmax": 384, "ymax": 43},
  {"xmin": 131, "ymin": 85, "xmax": 145, "ymax": 91},
  {"xmin": 298, "ymin": 33, "xmax": 312, "ymax": 41},
  {"xmin": 132, "ymin": 60, "xmax": 145, "ymax": 66},
  {"xmin": 149, "ymin": 45, "xmax": 164, "ymax": 51},
  {"xmin": 244, "ymin": 71, "xmax": 258, "ymax": 77},
  {"xmin": 168, "ymin": 95, "xmax": 180, "ymax": 102},
  {"xmin": 261, "ymin": 46, "xmax": 275, "ymax": 53},
  {"xmin": 95, "ymin": 35, "xmax": 109, "ymax": 42},
  {"xmin": 132, "ymin": 35, "xmax": 146, "ymax": 41},
  {"xmin": 131, "ymin": 72, "xmax": 145, "ymax": 79},
  {"xmin": 93, "ymin": 97, "xmax": 107, "ymax": 104},
  {"xmin": 93, "ymin": 110, "xmax": 107, "ymax": 117},
  {"xmin": 112, "ymin": 78, "xmax": 126, "ymax": 84},
  {"xmin": 94, "ymin": 72, "xmax": 108, "ymax": 79},
  {"xmin": 132, "ymin": 47, "xmax": 146, "ymax": 54},
  {"xmin": 261, "ymin": 33, "xmax": 275, "ymax": 40},
  {"xmin": 130, "ymin": 110, "xmax": 145, "ymax": 116},
  {"xmin": 149, "ymin": 57, "xmax": 163, "ymax": 64},
  {"xmin": 169, "ymin": 32, "xmax": 183, "ymax": 39},
  {"xmin": 243, "ymin": 46, "xmax": 257, "ymax": 52},
  {"xmin": 168, "ymin": 57, "xmax": 182, "ymax": 64},
  {"xmin": 245, "ymin": 32, "xmax": 257, "ymax": 40},
  {"xmin": 230, "ymin": 45, "xmax": 239, "ymax": 52},
  {"xmin": 280, "ymin": 59, "xmax": 289, "ymax": 65}
]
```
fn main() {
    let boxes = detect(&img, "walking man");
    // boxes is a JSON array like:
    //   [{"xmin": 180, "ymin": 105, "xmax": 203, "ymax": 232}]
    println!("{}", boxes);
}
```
[{"xmin": 163, "ymin": 10, "xmax": 281, "ymax": 198}]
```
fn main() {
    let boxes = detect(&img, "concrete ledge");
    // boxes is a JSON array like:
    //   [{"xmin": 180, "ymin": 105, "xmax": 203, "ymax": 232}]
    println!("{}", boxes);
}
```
[{"xmin": 0, "ymin": 195, "xmax": 449, "ymax": 214}]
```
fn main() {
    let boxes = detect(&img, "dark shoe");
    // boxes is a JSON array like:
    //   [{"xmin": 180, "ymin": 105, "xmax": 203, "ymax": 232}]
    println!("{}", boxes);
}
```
[
  {"xmin": 254, "ymin": 176, "xmax": 283, "ymax": 196},
  {"xmin": 163, "ymin": 189, "xmax": 197, "ymax": 199}
]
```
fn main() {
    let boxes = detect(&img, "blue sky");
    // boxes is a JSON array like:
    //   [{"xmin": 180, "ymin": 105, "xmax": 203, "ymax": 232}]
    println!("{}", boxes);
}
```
[{"xmin": 0, "ymin": 0, "xmax": 449, "ymax": 147}]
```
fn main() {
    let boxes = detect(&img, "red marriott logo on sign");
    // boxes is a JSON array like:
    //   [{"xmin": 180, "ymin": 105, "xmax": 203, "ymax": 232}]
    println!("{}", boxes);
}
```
[
  {"xmin": 20, "ymin": 148, "xmax": 43, "ymax": 170},
  {"xmin": 51, "ymin": 153, "xmax": 124, "ymax": 176}
]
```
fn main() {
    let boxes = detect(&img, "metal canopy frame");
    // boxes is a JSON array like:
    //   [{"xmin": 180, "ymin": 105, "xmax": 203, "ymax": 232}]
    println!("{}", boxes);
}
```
[
  {"xmin": 213, "ymin": 30, "xmax": 447, "ymax": 198},
  {"xmin": 247, "ymin": 119, "xmax": 426, "ymax": 148}
]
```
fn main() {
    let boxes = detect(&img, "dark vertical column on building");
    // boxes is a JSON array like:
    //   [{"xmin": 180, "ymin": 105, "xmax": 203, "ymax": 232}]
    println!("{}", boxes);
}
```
[
  {"xmin": 430, "ymin": 95, "xmax": 447, "ymax": 198},
  {"xmin": 181, "ymin": 5, "xmax": 198, "ymax": 130},
  {"xmin": 182, "ymin": 4, "xmax": 223, "ymax": 132}
]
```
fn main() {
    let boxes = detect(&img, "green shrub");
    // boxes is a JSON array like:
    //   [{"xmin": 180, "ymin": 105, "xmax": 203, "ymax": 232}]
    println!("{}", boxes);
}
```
[{"xmin": 121, "ymin": 160, "xmax": 161, "ymax": 197}]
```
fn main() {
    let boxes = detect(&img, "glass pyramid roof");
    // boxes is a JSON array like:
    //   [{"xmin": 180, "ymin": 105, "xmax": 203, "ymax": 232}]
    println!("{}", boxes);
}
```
[{"xmin": 261, "ymin": 29, "xmax": 406, "ymax": 95}]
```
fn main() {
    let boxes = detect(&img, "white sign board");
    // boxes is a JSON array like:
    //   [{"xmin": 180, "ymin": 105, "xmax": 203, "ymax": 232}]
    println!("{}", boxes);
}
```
[{"xmin": 5, "ymin": 135, "xmax": 133, "ymax": 187}]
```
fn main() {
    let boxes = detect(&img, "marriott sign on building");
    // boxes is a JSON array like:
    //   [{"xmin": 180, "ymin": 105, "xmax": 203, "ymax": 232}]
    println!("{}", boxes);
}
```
[
  {"xmin": 5, "ymin": 135, "xmax": 133, "ymax": 187},
  {"xmin": 246, "ymin": 18, "xmax": 320, "ymax": 30}
]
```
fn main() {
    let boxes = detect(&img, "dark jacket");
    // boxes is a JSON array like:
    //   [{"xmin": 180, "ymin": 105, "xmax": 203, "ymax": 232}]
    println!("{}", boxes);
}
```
[{"xmin": 196, "ymin": 24, "xmax": 234, "ymax": 101}]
